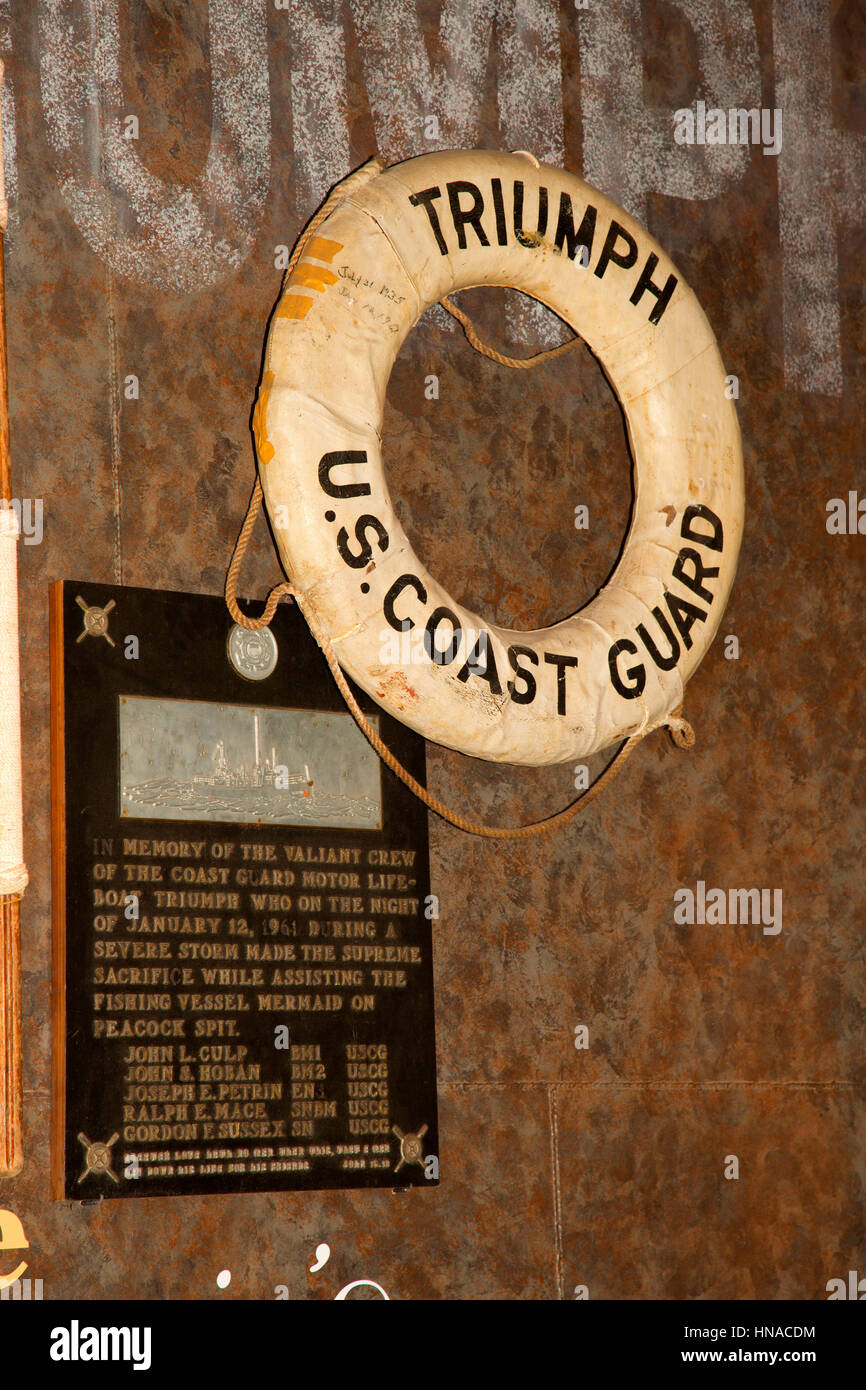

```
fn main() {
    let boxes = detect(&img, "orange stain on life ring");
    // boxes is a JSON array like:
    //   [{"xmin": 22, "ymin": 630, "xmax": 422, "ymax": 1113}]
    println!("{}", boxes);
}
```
[{"xmin": 252, "ymin": 370, "xmax": 275, "ymax": 465}]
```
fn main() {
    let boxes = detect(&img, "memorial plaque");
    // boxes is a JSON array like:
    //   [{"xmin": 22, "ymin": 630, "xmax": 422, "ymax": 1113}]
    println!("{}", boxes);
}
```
[{"xmin": 50, "ymin": 581, "xmax": 439, "ymax": 1198}]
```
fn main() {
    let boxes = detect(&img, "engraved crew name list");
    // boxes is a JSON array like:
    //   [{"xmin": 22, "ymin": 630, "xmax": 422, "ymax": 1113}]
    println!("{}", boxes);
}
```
[{"xmin": 95, "ymin": 838, "xmax": 422, "ymax": 1144}]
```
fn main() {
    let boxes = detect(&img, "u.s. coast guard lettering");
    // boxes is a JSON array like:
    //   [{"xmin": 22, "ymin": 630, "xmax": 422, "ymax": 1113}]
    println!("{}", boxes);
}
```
[
  {"xmin": 255, "ymin": 151, "xmax": 743, "ymax": 765},
  {"xmin": 316, "ymin": 448, "xmax": 724, "ymax": 712}
]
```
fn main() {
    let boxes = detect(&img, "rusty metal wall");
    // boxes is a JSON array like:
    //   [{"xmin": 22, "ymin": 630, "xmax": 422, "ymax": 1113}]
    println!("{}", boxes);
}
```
[{"xmin": 3, "ymin": 0, "xmax": 864, "ymax": 1299}]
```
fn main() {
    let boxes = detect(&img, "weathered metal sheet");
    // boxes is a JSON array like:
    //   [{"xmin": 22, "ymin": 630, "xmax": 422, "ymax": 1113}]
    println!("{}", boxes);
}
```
[{"xmin": 1, "ymin": 0, "xmax": 862, "ymax": 1300}]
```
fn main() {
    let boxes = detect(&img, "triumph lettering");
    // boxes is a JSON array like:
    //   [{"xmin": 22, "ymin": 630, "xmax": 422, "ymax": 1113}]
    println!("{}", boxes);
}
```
[{"xmin": 407, "ymin": 179, "xmax": 677, "ymax": 324}]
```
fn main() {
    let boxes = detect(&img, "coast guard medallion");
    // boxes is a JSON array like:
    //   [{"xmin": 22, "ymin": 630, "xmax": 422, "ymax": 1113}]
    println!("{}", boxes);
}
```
[{"xmin": 227, "ymin": 623, "xmax": 278, "ymax": 680}]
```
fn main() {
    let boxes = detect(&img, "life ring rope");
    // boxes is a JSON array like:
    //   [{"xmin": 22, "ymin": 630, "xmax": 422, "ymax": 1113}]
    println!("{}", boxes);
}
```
[
  {"xmin": 440, "ymin": 293, "xmax": 584, "ymax": 370},
  {"xmin": 225, "ymin": 154, "xmax": 704, "ymax": 837}
]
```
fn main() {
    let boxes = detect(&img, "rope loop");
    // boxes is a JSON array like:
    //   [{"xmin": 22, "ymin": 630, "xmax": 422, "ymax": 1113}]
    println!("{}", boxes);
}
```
[
  {"xmin": 225, "ymin": 478, "xmax": 294, "ymax": 631},
  {"xmin": 664, "ymin": 706, "xmax": 697, "ymax": 749}
]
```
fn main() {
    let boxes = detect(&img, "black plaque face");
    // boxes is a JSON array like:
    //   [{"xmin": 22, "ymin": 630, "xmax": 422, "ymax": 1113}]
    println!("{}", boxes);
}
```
[{"xmin": 51, "ymin": 581, "xmax": 439, "ymax": 1199}]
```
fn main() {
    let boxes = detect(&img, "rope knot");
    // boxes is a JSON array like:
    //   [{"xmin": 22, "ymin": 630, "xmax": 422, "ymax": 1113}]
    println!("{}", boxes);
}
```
[{"xmin": 665, "ymin": 706, "xmax": 696, "ymax": 749}]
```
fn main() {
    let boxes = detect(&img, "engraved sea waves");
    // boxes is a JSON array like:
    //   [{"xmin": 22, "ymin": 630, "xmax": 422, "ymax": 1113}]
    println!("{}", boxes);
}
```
[{"xmin": 122, "ymin": 774, "xmax": 378, "ymax": 828}]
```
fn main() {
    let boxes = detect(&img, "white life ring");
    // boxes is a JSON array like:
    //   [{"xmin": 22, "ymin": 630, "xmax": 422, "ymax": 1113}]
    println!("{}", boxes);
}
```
[{"xmin": 254, "ymin": 151, "xmax": 743, "ymax": 767}]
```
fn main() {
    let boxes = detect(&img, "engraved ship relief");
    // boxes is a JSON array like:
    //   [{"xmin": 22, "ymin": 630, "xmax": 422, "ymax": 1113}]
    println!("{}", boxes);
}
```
[
  {"xmin": 191, "ymin": 715, "xmax": 311, "ymax": 797},
  {"xmin": 122, "ymin": 708, "xmax": 379, "ymax": 826}
]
